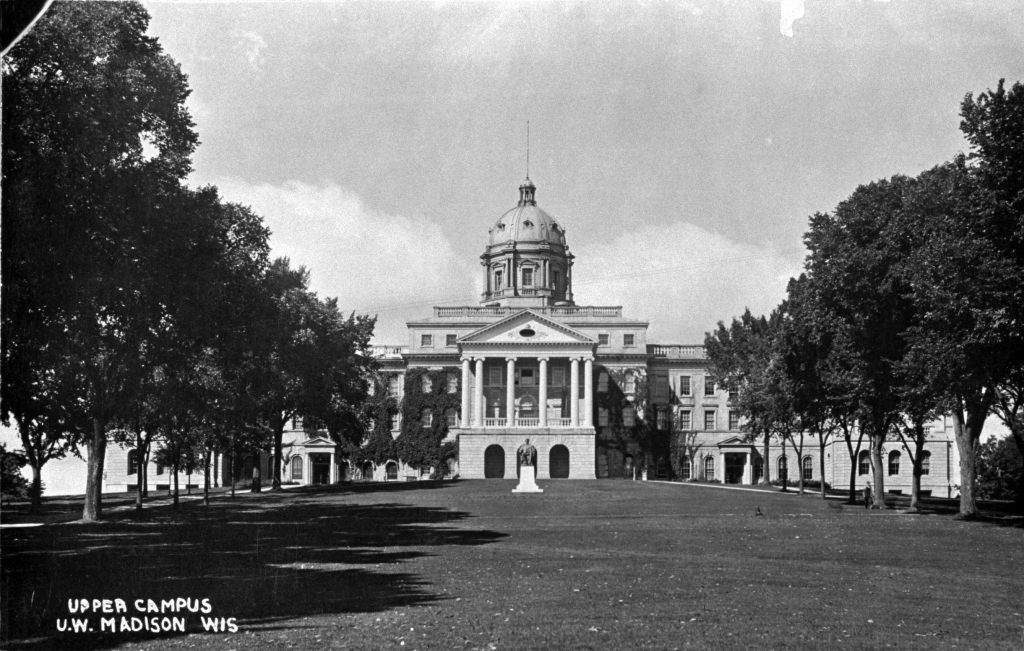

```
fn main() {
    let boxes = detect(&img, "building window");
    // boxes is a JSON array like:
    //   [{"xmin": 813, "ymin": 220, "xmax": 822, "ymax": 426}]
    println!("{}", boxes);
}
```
[
  {"xmin": 921, "ymin": 451, "xmax": 931, "ymax": 475},
  {"xmin": 802, "ymin": 456, "xmax": 813, "ymax": 481},
  {"xmin": 489, "ymin": 367, "xmax": 504, "ymax": 385},
  {"xmin": 446, "ymin": 334, "xmax": 457, "ymax": 347},
  {"xmin": 703, "ymin": 456, "xmax": 715, "ymax": 480},
  {"xmin": 679, "ymin": 376, "xmax": 691, "ymax": 397},
  {"xmin": 703, "ymin": 410, "xmax": 716, "ymax": 430},
  {"xmin": 550, "ymin": 366, "xmax": 565, "ymax": 386},
  {"xmin": 519, "ymin": 368, "xmax": 536, "ymax": 386},
  {"xmin": 598, "ymin": 408, "xmax": 609, "ymax": 427},
  {"xmin": 127, "ymin": 450, "xmax": 139, "ymax": 475},
  {"xmin": 656, "ymin": 408, "xmax": 667, "ymax": 431},
  {"xmin": 728, "ymin": 389, "xmax": 739, "ymax": 401},
  {"xmin": 704, "ymin": 376, "xmax": 716, "ymax": 396},
  {"xmin": 421, "ymin": 375, "xmax": 433, "ymax": 393},
  {"xmin": 858, "ymin": 450, "xmax": 871, "ymax": 476},
  {"xmin": 598, "ymin": 334, "xmax": 609, "ymax": 346},
  {"xmin": 446, "ymin": 372, "xmax": 458, "ymax": 393},
  {"xmin": 292, "ymin": 415, "xmax": 303, "ymax": 430},
  {"xmin": 494, "ymin": 269, "xmax": 504, "ymax": 290},
  {"xmin": 390, "ymin": 413, "xmax": 400, "ymax": 431},
  {"xmin": 598, "ymin": 372, "xmax": 608, "ymax": 392},
  {"xmin": 291, "ymin": 456, "xmax": 303, "ymax": 480},
  {"xmin": 888, "ymin": 450, "xmax": 901, "ymax": 476},
  {"xmin": 420, "ymin": 334, "xmax": 433, "ymax": 348},
  {"xmin": 156, "ymin": 463, "xmax": 165, "ymax": 476},
  {"xmin": 445, "ymin": 408, "xmax": 459, "ymax": 427},
  {"xmin": 678, "ymin": 410, "xmax": 691, "ymax": 430},
  {"xmin": 388, "ymin": 375, "xmax": 400, "ymax": 396},
  {"xmin": 522, "ymin": 267, "xmax": 534, "ymax": 287},
  {"xmin": 754, "ymin": 457, "xmax": 764, "ymax": 481},
  {"xmin": 624, "ymin": 372, "xmax": 636, "ymax": 393},
  {"xmin": 420, "ymin": 408, "xmax": 432, "ymax": 428},
  {"xmin": 778, "ymin": 456, "xmax": 788, "ymax": 481},
  {"xmin": 551, "ymin": 269, "xmax": 560, "ymax": 289},
  {"xmin": 624, "ymin": 334, "xmax": 635, "ymax": 347},
  {"xmin": 622, "ymin": 407, "xmax": 635, "ymax": 427},
  {"xmin": 728, "ymin": 411, "xmax": 740, "ymax": 430}
]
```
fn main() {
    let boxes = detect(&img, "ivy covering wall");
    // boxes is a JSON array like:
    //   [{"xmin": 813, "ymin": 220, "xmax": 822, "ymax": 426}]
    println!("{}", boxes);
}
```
[
  {"xmin": 345, "ymin": 377, "xmax": 398, "ymax": 466},
  {"xmin": 396, "ymin": 368, "xmax": 461, "ymax": 474}
]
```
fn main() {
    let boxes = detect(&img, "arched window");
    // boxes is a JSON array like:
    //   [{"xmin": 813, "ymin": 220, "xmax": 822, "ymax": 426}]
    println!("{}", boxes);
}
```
[
  {"xmin": 127, "ymin": 450, "xmax": 139, "ymax": 475},
  {"xmin": 802, "ymin": 456, "xmax": 813, "ymax": 481},
  {"xmin": 680, "ymin": 455, "xmax": 691, "ymax": 480},
  {"xmin": 291, "ymin": 456, "xmax": 303, "ymax": 480},
  {"xmin": 920, "ymin": 451, "xmax": 931, "ymax": 475},
  {"xmin": 778, "ymin": 455, "xmax": 788, "ymax": 481},
  {"xmin": 888, "ymin": 450, "xmax": 901, "ymax": 476},
  {"xmin": 858, "ymin": 450, "xmax": 871, "ymax": 476},
  {"xmin": 703, "ymin": 455, "xmax": 715, "ymax": 480},
  {"xmin": 385, "ymin": 461, "xmax": 399, "ymax": 481}
]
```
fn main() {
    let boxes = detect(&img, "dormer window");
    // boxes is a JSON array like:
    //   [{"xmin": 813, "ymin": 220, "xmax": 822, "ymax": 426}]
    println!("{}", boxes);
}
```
[{"xmin": 523, "ymin": 219, "xmax": 534, "ymax": 228}]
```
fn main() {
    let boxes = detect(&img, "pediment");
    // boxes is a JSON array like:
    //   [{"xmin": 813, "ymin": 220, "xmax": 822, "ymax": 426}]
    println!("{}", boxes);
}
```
[
  {"xmin": 460, "ymin": 310, "xmax": 595, "ymax": 345},
  {"xmin": 717, "ymin": 436, "xmax": 750, "ymax": 448},
  {"xmin": 300, "ymin": 436, "xmax": 336, "ymax": 448}
]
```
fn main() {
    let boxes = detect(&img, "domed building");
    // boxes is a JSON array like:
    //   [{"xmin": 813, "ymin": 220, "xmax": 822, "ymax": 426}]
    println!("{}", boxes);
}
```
[{"xmin": 11, "ymin": 175, "xmax": 961, "ymax": 497}]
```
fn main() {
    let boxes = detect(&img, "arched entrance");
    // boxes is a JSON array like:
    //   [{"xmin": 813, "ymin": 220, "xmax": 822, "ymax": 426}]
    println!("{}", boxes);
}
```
[
  {"xmin": 310, "ymin": 454, "xmax": 331, "ymax": 485},
  {"xmin": 360, "ymin": 461, "xmax": 374, "ymax": 481},
  {"xmin": 549, "ymin": 445, "xmax": 570, "ymax": 478},
  {"xmin": 484, "ymin": 445, "xmax": 505, "ymax": 478},
  {"xmin": 385, "ymin": 461, "xmax": 399, "ymax": 481}
]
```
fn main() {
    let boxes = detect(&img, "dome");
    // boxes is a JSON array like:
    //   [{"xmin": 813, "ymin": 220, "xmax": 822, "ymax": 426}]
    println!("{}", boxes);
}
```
[{"xmin": 486, "ymin": 178, "xmax": 567, "ymax": 249}]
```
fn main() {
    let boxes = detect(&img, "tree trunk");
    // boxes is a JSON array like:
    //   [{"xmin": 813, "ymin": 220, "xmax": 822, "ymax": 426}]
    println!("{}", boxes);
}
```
[
  {"xmin": 203, "ymin": 448, "xmax": 211, "ymax": 506},
  {"xmin": 29, "ymin": 461, "xmax": 43, "ymax": 514},
  {"xmin": 272, "ymin": 421, "xmax": 284, "ymax": 491},
  {"xmin": 135, "ymin": 432, "xmax": 144, "ymax": 512},
  {"xmin": 818, "ymin": 433, "xmax": 828, "ymax": 499},
  {"xmin": 251, "ymin": 449, "xmax": 262, "ymax": 493},
  {"xmin": 845, "ymin": 431, "xmax": 860, "ymax": 504},
  {"xmin": 796, "ymin": 431, "xmax": 806, "ymax": 495},
  {"xmin": 951, "ymin": 396, "xmax": 988, "ymax": 519},
  {"xmin": 141, "ymin": 446, "xmax": 149, "ymax": 498},
  {"xmin": 780, "ymin": 436, "xmax": 788, "ymax": 491},
  {"xmin": 908, "ymin": 425, "xmax": 926, "ymax": 513},
  {"xmin": 173, "ymin": 461, "xmax": 179, "ymax": 507},
  {"xmin": 760, "ymin": 431, "xmax": 770, "ymax": 485},
  {"xmin": 230, "ymin": 442, "xmax": 236, "ymax": 498},
  {"xmin": 870, "ymin": 433, "xmax": 886, "ymax": 509},
  {"xmin": 82, "ymin": 417, "xmax": 107, "ymax": 522}
]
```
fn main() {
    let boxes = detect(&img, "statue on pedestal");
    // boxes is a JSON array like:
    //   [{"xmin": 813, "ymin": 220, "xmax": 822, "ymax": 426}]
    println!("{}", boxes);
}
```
[{"xmin": 513, "ymin": 438, "xmax": 543, "ymax": 493}]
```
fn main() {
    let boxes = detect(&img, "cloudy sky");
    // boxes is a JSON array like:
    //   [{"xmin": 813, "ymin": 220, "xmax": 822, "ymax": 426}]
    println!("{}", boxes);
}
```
[{"xmin": 144, "ymin": 0, "xmax": 1024, "ymax": 344}]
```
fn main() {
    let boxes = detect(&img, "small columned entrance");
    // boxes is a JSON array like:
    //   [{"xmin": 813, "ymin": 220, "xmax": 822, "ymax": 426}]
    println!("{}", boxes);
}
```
[{"xmin": 310, "ymin": 454, "xmax": 331, "ymax": 485}]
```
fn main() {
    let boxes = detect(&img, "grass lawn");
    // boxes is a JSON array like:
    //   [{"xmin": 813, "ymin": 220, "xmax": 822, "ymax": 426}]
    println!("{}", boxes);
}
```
[{"xmin": 2, "ymin": 480, "xmax": 1023, "ymax": 650}]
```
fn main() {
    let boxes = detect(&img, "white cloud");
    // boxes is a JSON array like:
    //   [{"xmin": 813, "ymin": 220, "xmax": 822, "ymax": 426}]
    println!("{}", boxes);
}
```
[
  {"xmin": 231, "ymin": 29, "xmax": 267, "ymax": 71},
  {"xmin": 572, "ymin": 223, "xmax": 802, "ymax": 343},
  {"xmin": 212, "ymin": 179, "xmax": 478, "ymax": 343}
]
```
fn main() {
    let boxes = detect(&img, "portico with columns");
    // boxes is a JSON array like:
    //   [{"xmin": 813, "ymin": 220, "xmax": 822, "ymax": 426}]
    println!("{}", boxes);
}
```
[{"xmin": 453, "ymin": 310, "xmax": 597, "ymax": 479}]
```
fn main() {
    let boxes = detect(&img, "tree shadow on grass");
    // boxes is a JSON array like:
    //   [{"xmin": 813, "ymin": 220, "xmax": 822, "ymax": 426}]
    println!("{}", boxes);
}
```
[{"xmin": 1, "ymin": 486, "xmax": 505, "ymax": 650}]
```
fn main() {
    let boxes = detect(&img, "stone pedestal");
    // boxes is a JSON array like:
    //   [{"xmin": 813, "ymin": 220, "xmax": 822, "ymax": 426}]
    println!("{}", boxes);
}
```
[{"xmin": 513, "ymin": 466, "xmax": 543, "ymax": 493}]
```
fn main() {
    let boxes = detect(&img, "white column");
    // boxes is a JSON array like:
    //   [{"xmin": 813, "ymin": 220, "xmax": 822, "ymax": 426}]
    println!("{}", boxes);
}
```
[
  {"xmin": 743, "ymin": 451, "xmax": 752, "ymax": 485},
  {"xmin": 461, "ymin": 357, "xmax": 471, "ymax": 428},
  {"xmin": 583, "ymin": 358, "xmax": 594, "ymax": 427},
  {"xmin": 506, "ymin": 357, "xmax": 516, "ymax": 428},
  {"xmin": 538, "ymin": 357, "xmax": 549, "ymax": 428},
  {"xmin": 570, "ymin": 357, "xmax": 580, "ymax": 427},
  {"xmin": 474, "ymin": 357, "xmax": 485, "ymax": 426},
  {"xmin": 329, "ymin": 452, "xmax": 336, "ymax": 484}
]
